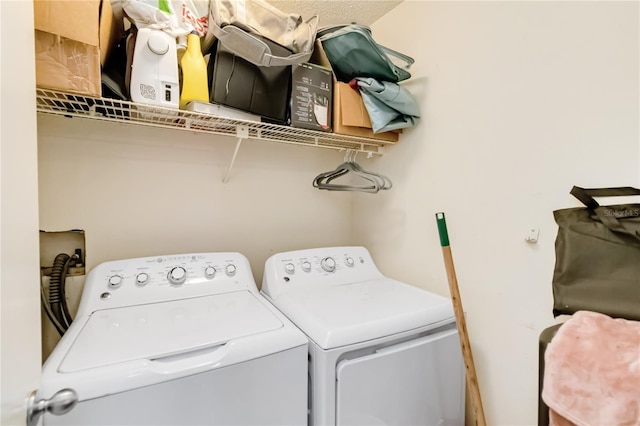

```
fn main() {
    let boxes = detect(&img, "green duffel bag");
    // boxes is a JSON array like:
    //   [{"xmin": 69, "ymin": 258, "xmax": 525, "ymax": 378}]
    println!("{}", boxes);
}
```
[
  {"xmin": 552, "ymin": 186, "xmax": 640, "ymax": 320},
  {"xmin": 318, "ymin": 24, "xmax": 414, "ymax": 83}
]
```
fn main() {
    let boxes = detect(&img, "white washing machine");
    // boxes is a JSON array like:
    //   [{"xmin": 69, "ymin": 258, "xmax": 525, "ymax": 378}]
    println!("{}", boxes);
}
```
[
  {"xmin": 36, "ymin": 252, "xmax": 308, "ymax": 426},
  {"xmin": 261, "ymin": 246, "xmax": 465, "ymax": 426}
]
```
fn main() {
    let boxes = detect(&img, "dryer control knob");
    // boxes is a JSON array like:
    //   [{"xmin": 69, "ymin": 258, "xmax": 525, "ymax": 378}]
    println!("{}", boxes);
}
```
[
  {"xmin": 136, "ymin": 272, "xmax": 150, "ymax": 286},
  {"xmin": 284, "ymin": 263, "xmax": 295, "ymax": 274},
  {"xmin": 204, "ymin": 266, "xmax": 216, "ymax": 279},
  {"xmin": 225, "ymin": 264, "xmax": 237, "ymax": 276},
  {"xmin": 108, "ymin": 275, "xmax": 123, "ymax": 288},
  {"xmin": 168, "ymin": 267, "xmax": 187, "ymax": 285},
  {"xmin": 320, "ymin": 257, "xmax": 336, "ymax": 273},
  {"xmin": 301, "ymin": 261, "xmax": 312, "ymax": 272},
  {"xmin": 345, "ymin": 257, "xmax": 355, "ymax": 267}
]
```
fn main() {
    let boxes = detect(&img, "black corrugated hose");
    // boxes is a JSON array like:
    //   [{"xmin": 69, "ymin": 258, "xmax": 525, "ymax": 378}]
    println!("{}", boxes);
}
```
[{"xmin": 48, "ymin": 253, "xmax": 74, "ymax": 333}]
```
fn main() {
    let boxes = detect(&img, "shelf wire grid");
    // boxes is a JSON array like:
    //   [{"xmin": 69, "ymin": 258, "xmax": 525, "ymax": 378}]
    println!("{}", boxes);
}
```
[{"xmin": 36, "ymin": 89, "xmax": 394, "ymax": 155}]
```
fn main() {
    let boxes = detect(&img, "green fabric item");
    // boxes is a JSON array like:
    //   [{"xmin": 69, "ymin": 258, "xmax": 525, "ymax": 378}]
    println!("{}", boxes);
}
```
[
  {"xmin": 318, "ymin": 24, "xmax": 413, "ymax": 83},
  {"xmin": 552, "ymin": 186, "xmax": 640, "ymax": 321}
]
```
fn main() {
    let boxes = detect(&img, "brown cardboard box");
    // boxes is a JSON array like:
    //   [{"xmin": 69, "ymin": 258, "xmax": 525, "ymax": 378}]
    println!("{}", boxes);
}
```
[
  {"xmin": 34, "ymin": 0, "xmax": 119, "ymax": 97},
  {"xmin": 333, "ymin": 81, "xmax": 399, "ymax": 142},
  {"xmin": 310, "ymin": 40, "xmax": 399, "ymax": 142}
]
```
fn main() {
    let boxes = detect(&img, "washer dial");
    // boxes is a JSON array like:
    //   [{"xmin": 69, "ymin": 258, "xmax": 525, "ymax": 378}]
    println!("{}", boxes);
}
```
[
  {"xmin": 108, "ymin": 275, "xmax": 123, "ymax": 288},
  {"xmin": 345, "ymin": 257, "xmax": 355, "ymax": 267},
  {"xmin": 320, "ymin": 257, "xmax": 336, "ymax": 273},
  {"xmin": 168, "ymin": 267, "xmax": 187, "ymax": 285},
  {"xmin": 204, "ymin": 266, "xmax": 216, "ymax": 279},
  {"xmin": 136, "ymin": 272, "xmax": 150, "ymax": 286},
  {"xmin": 301, "ymin": 261, "xmax": 312, "ymax": 272},
  {"xmin": 225, "ymin": 264, "xmax": 237, "ymax": 276}
]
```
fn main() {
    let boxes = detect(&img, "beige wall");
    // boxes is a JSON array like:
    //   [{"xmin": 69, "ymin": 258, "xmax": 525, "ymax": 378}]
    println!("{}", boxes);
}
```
[
  {"xmin": 360, "ymin": 1, "xmax": 640, "ymax": 425},
  {"xmin": 37, "ymin": 114, "xmax": 355, "ymax": 355},
  {"xmin": 38, "ymin": 115, "xmax": 354, "ymax": 276},
  {"xmin": 0, "ymin": 1, "xmax": 42, "ymax": 424}
]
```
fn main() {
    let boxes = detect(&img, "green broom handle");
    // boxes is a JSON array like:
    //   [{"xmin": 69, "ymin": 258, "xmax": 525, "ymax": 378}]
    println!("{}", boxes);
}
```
[
  {"xmin": 436, "ymin": 212, "xmax": 450, "ymax": 247},
  {"xmin": 435, "ymin": 212, "xmax": 487, "ymax": 426}
]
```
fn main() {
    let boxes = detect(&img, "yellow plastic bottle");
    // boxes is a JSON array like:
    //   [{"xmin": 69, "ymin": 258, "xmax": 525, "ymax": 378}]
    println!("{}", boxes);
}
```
[{"xmin": 179, "ymin": 31, "xmax": 209, "ymax": 109}]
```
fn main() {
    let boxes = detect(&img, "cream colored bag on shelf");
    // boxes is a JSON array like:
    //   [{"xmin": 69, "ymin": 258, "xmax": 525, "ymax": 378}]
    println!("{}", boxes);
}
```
[{"xmin": 203, "ymin": 0, "xmax": 318, "ymax": 66}]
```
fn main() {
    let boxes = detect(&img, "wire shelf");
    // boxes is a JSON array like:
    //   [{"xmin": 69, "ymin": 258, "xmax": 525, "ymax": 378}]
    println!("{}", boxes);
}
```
[{"xmin": 36, "ymin": 88, "xmax": 394, "ymax": 156}]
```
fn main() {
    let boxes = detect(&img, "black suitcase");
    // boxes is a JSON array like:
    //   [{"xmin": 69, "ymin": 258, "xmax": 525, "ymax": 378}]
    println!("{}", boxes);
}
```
[{"xmin": 208, "ymin": 37, "xmax": 292, "ymax": 124}]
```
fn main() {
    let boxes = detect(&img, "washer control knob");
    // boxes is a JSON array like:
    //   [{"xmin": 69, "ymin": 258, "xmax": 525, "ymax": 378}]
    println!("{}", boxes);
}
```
[
  {"xmin": 168, "ymin": 267, "xmax": 187, "ymax": 285},
  {"xmin": 284, "ymin": 263, "xmax": 295, "ymax": 274},
  {"xmin": 108, "ymin": 275, "xmax": 123, "ymax": 288},
  {"xmin": 136, "ymin": 272, "xmax": 150, "ymax": 286},
  {"xmin": 320, "ymin": 257, "xmax": 336, "ymax": 273},
  {"xmin": 301, "ymin": 261, "xmax": 312, "ymax": 272},
  {"xmin": 204, "ymin": 266, "xmax": 216, "ymax": 279},
  {"xmin": 225, "ymin": 264, "xmax": 237, "ymax": 276}
]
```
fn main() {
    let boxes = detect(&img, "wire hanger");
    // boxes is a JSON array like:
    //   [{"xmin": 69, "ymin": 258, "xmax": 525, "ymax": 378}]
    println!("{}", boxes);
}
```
[{"xmin": 313, "ymin": 150, "xmax": 392, "ymax": 193}]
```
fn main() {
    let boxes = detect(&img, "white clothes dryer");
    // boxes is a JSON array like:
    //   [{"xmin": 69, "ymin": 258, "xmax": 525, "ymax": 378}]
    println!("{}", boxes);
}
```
[
  {"xmin": 36, "ymin": 252, "xmax": 308, "ymax": 426},
  {"xmin": 261, "ymin": 246, "xmax": 465, "ymax": 426}
]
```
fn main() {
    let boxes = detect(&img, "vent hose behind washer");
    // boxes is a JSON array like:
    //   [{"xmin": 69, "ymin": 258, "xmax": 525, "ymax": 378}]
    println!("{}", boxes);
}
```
[{"xmin": 48, "ymin": 253, "xmax": 74, "ymax": 331}]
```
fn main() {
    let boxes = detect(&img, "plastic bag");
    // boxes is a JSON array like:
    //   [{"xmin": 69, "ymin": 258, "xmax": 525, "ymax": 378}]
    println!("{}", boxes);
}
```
[{"xmin": 122, "ymin": 0, "xmax": 209, "ymax": 38}]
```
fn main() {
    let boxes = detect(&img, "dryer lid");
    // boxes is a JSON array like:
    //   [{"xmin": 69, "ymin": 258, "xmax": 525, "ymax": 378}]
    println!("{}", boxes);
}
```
[
  {"xmin": 59, "ymin": 291, "xmax": 282, "ymax": 373},
  {"xmin": 271, "ymin": 278, "xmax": 455, "ymax": 349}
]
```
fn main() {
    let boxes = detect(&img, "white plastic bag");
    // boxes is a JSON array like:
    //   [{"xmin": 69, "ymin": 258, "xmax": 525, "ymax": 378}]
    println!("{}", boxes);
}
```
[{"xmin": 122, "ymin": 0, "xmax": 209, "ymax": 38}]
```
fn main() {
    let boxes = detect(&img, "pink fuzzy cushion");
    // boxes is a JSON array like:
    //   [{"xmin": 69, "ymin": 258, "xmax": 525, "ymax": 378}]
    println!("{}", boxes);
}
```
[{"xmin": 542, "ymin": 311, "xmax": 640, "ymax": 426}]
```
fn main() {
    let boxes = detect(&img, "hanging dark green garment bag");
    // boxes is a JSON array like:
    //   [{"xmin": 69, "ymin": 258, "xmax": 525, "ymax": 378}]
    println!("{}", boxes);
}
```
[{"xmin": 552, "ymin": 186, "xmax": 640, "ymax": 320}]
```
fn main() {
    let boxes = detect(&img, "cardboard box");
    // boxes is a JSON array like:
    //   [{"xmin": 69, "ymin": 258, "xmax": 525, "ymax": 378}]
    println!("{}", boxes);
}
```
[
  {"xmin": 34, "ymin": 0, "xmax": 119, "ymax": 97},
  {"xmin": 291, "ymin": 63, "xmax": 332, "ymax": 132},
  {"xmin": 333, "ymin": 81, "xmax": 399, "ymax": 142},
  {"xmin": 309, "ymin": 41, "xmax": 399, "ymax": 142}
]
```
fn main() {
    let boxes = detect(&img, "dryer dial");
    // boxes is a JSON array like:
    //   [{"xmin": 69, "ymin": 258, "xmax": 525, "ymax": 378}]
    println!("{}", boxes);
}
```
[
  {"xmin": 320, "ymin": 257, "xmax": 336, "ymax": 273},
  {"xmin": 284, "ymin": 263, "xmax": 295, "ymax": 274},
  {"xmin": 168, "ymin": 267, "xmax": 187, "ymax": 285}
]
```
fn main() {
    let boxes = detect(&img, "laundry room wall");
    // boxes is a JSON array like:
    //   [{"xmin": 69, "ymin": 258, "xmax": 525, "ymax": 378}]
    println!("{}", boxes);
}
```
[
  {"xmin": 37, "ymin": 115, "xmax": 353, "ymax": 357},
  {"xmin": 38, "ymin": 115, "xmax": 354, "ymax": 270},
  {"xmin": 354, "ymin": 1, "xmax": 640, "ymax": 425}
]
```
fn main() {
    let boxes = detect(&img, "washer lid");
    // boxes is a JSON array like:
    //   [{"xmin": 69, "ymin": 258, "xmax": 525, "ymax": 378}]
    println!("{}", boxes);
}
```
[
  {"xmin": 59, "ymin": 291, "xmax": 282, "ymax": 373},
  {"xmin": 271, "ymin": 279, "xmax": 454, "ymax": 349}
]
